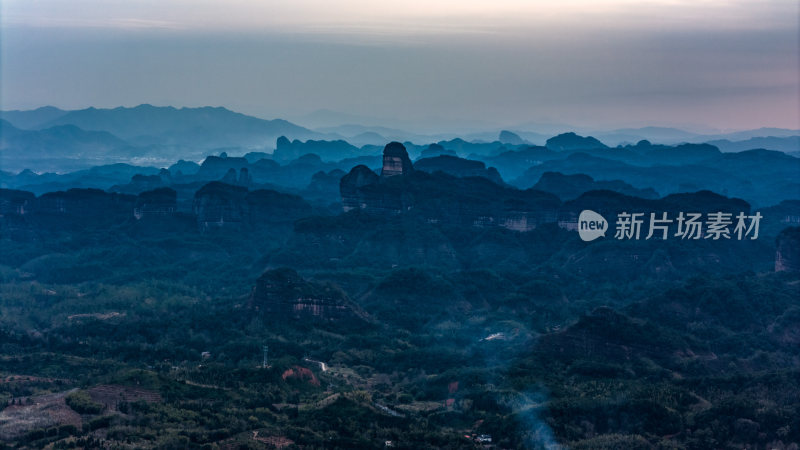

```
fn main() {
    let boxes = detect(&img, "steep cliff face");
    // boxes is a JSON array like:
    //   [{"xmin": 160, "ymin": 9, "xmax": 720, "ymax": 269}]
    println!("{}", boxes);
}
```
[
  {"xmin": 238, "ymin": 168, "xmax": 252, "ymax": 186},
  {"xmin": 340, "ymin": 165, "xmax": 380, "ymax": 212},
  {"xmin": 0, "ymin": 189, "xmax": 35, "ymax": 216},
  {"xmin": 381, "ymin": 142, "xmax": 414, "ymax": 177},
  {"xmin": 302, "ymin": 169, "xmax": 347, "ymax": 204},
  {"xmin": 134, "ymin": 187, "xmax": 177, "ymax": 219},
  {"xmin": 250, "ymin": 268, "xmax": 362, "ymax": 321},
  {"xmin": 222, "ymin": 168, "xmax": 239, "ymax": 184},
  {"xmin": 36, "ymin": 188, "xmax": 134, "ymax": 216},
  {"xmin": 192, "ymin": 182, "xmax": 248, "ymax": 230},
  {"xmin": 340, "ymin": 151, "xmax": 560, "ymax": 231},
  {"xmin": 775, "ymin": 227, "xmax": 800, "ymax": 272},
  {"xmin": 0, "ymin": 189, "xmax": 37, "ymax": 237},
  {"xmin": 33, "ymin": 189, "xmax": 136, "ymax": 229},
  {"xmin": 3, "ymin": 180, "xmax": 311, "ymax": 232},
  {"xmin": 192, "ymin": 182, "xmax": 312, "ymax": 230},
  {"xmin": 758, "ymin": 200, "xmax": 800, "ymax": 238}
]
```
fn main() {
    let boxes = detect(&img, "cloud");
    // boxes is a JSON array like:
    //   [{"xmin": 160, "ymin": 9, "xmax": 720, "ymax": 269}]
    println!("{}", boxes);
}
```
[
  {"xmin": 4, "ymin": 0, "xmax": 796, "ymax": 36},
  {"xmin": 1, "ymin": 0, "xmax": 797, "ymax": 130},
  {"xmin": 3, "ymin": 16, "xmax": 184, "ymax": 30}
]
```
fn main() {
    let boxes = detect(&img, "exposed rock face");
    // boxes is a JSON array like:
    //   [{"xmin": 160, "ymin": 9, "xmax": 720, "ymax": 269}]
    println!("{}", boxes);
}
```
[
  {"xmin": 0, "ymin": 189, "xmax": 37, "ymax": 239},
  {"xmin": 381, "ymin": 142, "xmax": 414, "ymax": 177},
  {"xmin": 340, "ymin": 164, "xmax": 560, "ymax": 231},
  {"xmin": 776, "ymin": 227, "xmax": 800, "ymax": 272},
  {"xmin": 3, "ymin": 182, "xmax": 311, "ymax": 232},
  {"xmin": 238, "ymin": 168, "xmax": 252, "ymax": 186},
  {"xmin": 37, "ymin": 189, "xmax": 135, "ymax": 218},
  {"xmin": 1, "ymin": 188, "xmax": 141, "ymax": 236},
  {"xmin": 193, "ymin": 182, "xmax": 312, "ymax": 230},
  {"xmin": 302, "ymin": 169, "xmax": 347, "ymax": 203},
  {"xmin": 192, "ymin": 182, "xmax": 249, "ymax": 230},
  {"xmin": 0, "ymin": 189, "xmax": 35, "ymax": 216},
  {"xmin": 0, "ymin": 188, "xmax": 136, "ymax": 234},
  {"xmin": 413, "ymin": 155, "xmax": 504, "ymax": 185},
  {"xmin": 222, "ymin": 168, "xmax": 239, "ymax": 184},
  {"xmin": 250, "ymin": 268, "xmax": 360, "ymax": 321},
  {"xmin": 340, "ymin": 165, "xmax": 380, "ymax": 212},
  {"xmin": 281, "ymin": 366, "xmax": 320, "ymax": 386},
  {"xmin": 757, "ymin": 200, "xmax": 800, "ymax": 238},
  {"xmin": 134, "ymin": 188, "xmax": 177, "ymax": 219}
]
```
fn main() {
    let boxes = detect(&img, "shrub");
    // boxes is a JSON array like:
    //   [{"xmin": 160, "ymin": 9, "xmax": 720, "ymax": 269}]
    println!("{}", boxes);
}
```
[{"xmin": 65, "ymin": 390, "xmax": 104, "ymax": 414}]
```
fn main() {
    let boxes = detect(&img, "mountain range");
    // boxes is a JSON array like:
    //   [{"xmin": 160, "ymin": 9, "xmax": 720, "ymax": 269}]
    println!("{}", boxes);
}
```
[
  {"xmin": 1, "ymin": 105, "xmax": 798, "ymax": 174},
  {"xmin": 0, "ymin": 105, "xmax": 325, "ymax": 172}
]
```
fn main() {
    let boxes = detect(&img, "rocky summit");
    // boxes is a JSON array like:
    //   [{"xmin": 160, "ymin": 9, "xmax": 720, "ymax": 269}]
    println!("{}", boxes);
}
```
[
  {"xmin": 776, "ymin": 227, "xmax": 800, "ymax": 272},
  {"xmin": 250, "ymin": 268, "xmax": 362, "ymax": 322},
  {"xmin": 381, "ymin": 141, "xmax": 414, "ymax": 177}
]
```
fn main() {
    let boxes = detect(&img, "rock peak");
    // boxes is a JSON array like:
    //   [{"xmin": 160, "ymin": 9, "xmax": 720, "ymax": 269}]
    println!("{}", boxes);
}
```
[{"xmin": 381, "ymin": 142, "xmax": 413, "ymax": 177}]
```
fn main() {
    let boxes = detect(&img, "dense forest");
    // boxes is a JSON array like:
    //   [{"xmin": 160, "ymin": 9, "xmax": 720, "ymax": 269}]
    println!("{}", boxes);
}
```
[{"xmin": 1, "ymin": 128, "xmax": 799, "ymax": 449}]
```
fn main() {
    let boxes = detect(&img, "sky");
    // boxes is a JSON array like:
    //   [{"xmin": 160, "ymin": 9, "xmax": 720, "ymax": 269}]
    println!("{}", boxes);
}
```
[{"xmin": 1, "ymin": 0, "xmax": 798, "ymax": 133}]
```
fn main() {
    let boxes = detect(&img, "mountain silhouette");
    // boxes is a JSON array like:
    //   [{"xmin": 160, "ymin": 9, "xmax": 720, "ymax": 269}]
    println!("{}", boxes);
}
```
[{"xmin": 38, "ymin": 104, "xmax": 317, "ymax": 149}]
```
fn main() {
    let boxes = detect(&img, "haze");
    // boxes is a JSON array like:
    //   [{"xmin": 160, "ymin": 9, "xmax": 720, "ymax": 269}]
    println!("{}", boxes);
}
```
[{"xmin": 1, "ymin": 0, "xmax": 798, "ymax": 132}]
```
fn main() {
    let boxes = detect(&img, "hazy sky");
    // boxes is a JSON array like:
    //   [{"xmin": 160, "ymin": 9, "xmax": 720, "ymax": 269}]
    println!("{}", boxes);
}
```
[{"xmin": 1, "ymin": 0, "xmax": 798, "ymax": 132}]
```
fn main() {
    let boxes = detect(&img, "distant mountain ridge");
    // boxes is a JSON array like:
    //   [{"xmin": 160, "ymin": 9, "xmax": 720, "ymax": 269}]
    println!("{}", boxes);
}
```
[
  {"xmin": 0, "ymin": 119, "xmax": 138, "ymax": 172},
  {"xmin": 1, "ymin": 104, "xmax": 797, "ymax": 178},
  {"xmin": 36, "ymin": 104, "xmax": 316, "ymax": 145},
  {"xmin": 706, "ymin": 136, "xmax": 800, "ymax": 153},
  {"xmin": 0, "ymin": 105, "xmax": 326, "ymax": 172},
  {"xmin": 593, "ymin": 126, "xmax": 800, "ymax": 148},
  {"xmin": 0, "ymin": 106, "xmax": 68, "ymax": 129}
]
